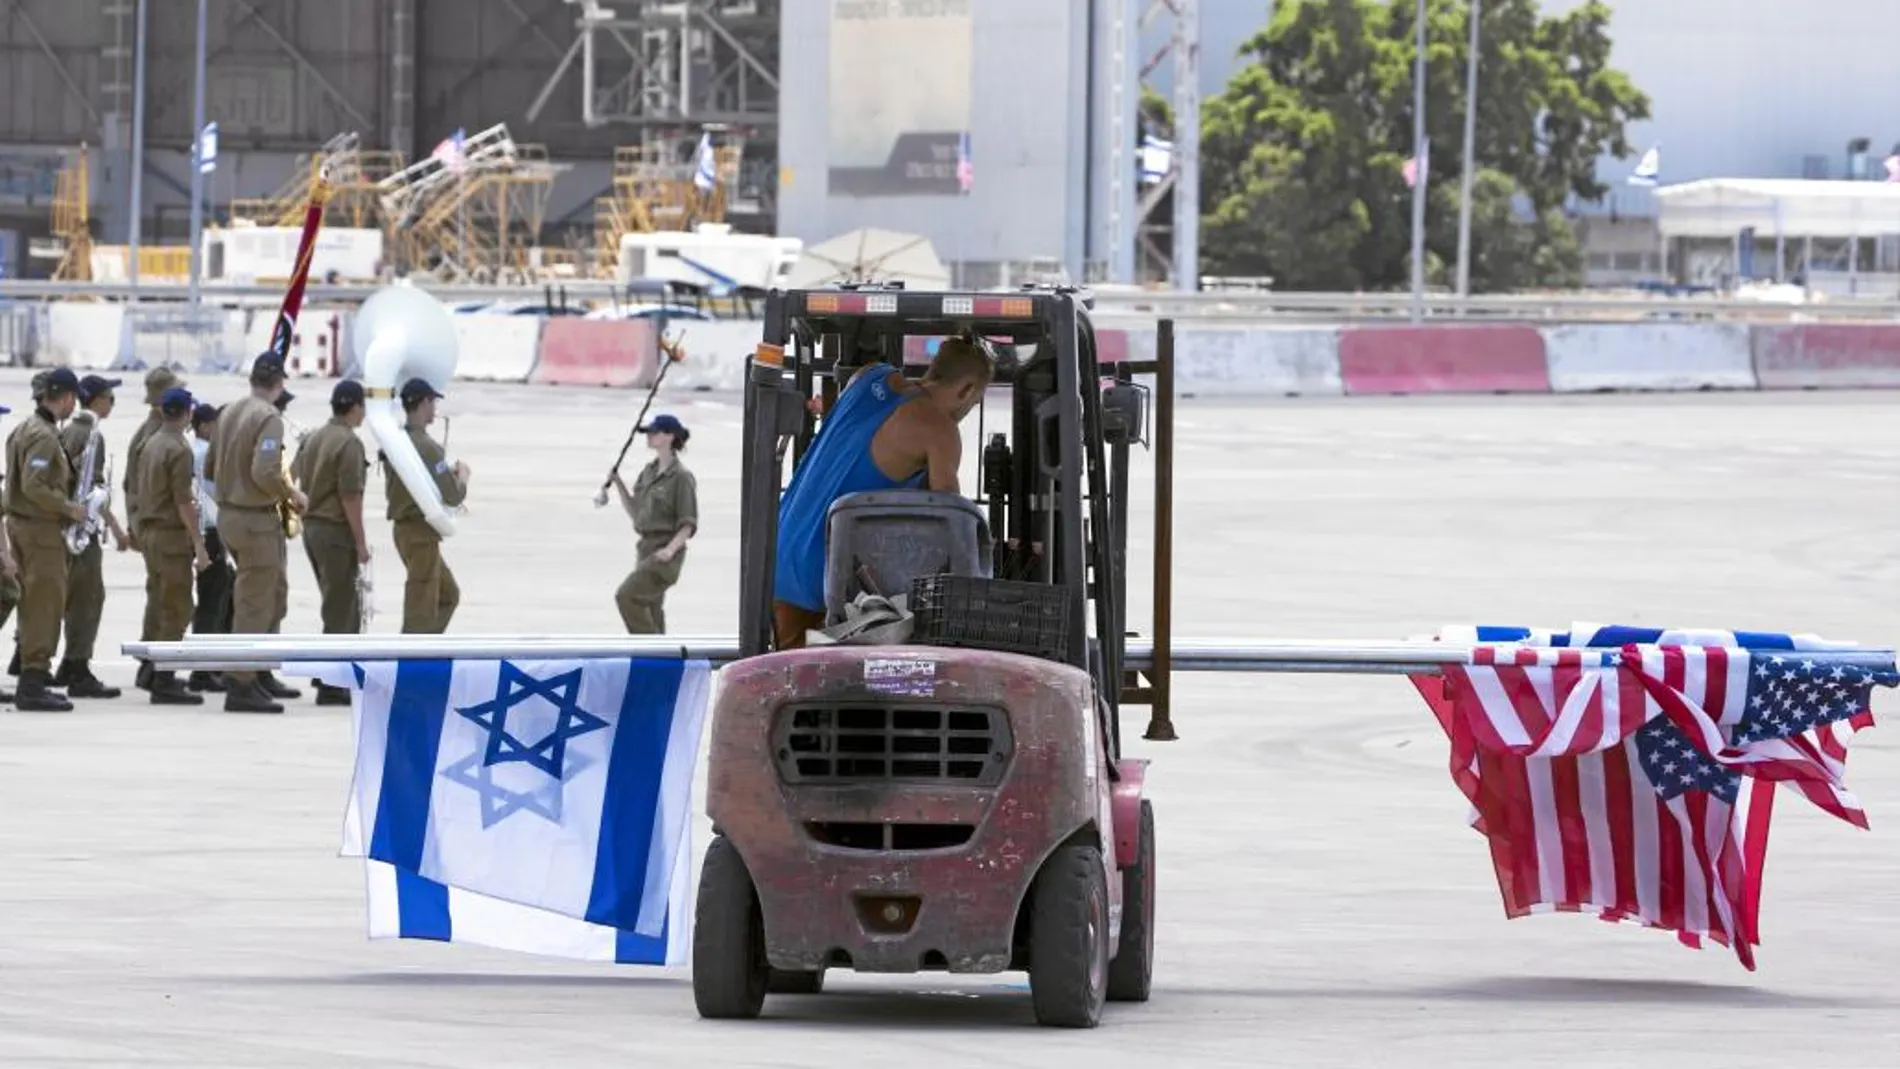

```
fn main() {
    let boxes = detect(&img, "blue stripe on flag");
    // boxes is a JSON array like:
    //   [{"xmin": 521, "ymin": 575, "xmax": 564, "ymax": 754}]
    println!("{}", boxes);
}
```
[
  {"xmin": 1475, "ymin": 626, "xmax": 1531, "ymax": 642},
  {"xmin": 367, "ymin": 659, "xmax": 455, "ymax": 872},
  {"xmin": 614, "ymin": 914, "xmax": 670, "ymax": 965},
  {"xmin": 1583, "ymin": 626, "xmax": 1662, "ymax": 647},
  {"xmin": 584, "ymin": 658, "xmax": 685, "ymax": 931},
  {"xmin": 1731, "ymin": 630, "xmax": 1796, "ymax": 650},
  {"xmin": 395, "ymin": 867, "xmax": 452, "ymax": 941}
]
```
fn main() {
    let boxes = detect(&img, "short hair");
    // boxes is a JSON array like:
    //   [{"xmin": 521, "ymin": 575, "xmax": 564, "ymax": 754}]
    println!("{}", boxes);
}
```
[{"xmin": 924, "ymin": 336, "xmax": 995, "ymax": 386}]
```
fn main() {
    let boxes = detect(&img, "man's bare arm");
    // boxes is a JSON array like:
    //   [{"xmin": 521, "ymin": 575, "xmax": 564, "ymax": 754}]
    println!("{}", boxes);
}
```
[{"xmin": 920, "ymin": 408, "xmax": 962, "ymax": 493}]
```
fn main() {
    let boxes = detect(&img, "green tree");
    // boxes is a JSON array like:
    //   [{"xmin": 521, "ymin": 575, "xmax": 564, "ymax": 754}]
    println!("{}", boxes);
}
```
[{"xmin": 1198, "ymin": 0, "xmax": 1648, "ymax": 292}]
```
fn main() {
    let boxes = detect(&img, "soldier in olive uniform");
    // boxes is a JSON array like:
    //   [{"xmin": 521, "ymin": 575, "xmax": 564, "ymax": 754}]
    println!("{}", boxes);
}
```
[
  {"xmin": 0, "ymin": 402, "xmax": 19, "ymax": 704},
  {"xmin": 206, "ymin": 353, "xmax": 308, "ymax": 713},
  {"xmin": 5, "ymin": 369, "xmax": 90, "ymax": 711},
  {"xmin": 123, "ymin": 364, "xmax": 181, "ymax": 688},
  {"xmin": 54, "ymin": 374, "xmax": 131, "ymax": 699},
  {"xmin": 292, "ymin": 380, "xmax": 370, "ymax": 705},
  {"xmin": 133, "ymin": 387, "xmax": 210, "ymax": 705},
  {"xmin": 611, "ymin": 413, "xmax": 698, "ymax": 634},
  {"xmin": 385, "ymin": 377, "xmax": 467, "ymax": 634},
  {"xmin": 185, "ymin": 402, "xmax": 233, "ymax": 693}
]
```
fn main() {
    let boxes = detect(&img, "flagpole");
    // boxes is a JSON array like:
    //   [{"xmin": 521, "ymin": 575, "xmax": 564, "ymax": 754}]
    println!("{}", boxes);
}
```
[
  {"xmin": 185, "ymin": 0, "xmax": 207, "ymax": 311},
  {"xmin": 1408, "ymin": 0, "xmax": 1428, "ymax": 323},
  {"xmin": 1454, "ymin": 0, "xmax": 1481, "ymax": 299}
]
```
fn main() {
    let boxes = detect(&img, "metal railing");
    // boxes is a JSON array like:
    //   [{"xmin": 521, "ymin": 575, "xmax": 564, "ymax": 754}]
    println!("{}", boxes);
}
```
[{"xmin": 4, "ymin": 278, "xmax": 1900, "ymax": 324}]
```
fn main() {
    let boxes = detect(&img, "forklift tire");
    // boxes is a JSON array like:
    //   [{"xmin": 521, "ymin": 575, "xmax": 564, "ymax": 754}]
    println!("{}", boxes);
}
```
[
  {"xmin": 692, "ymin": 835, "xmax": 769, "ymax": 1019},
  {"xmin": 767, "ymin": 968, "xmax": 826, "ymax": 995},
  {"xmin": 1026, "ymin": 841, "xmax": 1110, "ymax": 1028},
  {"xmin": 1107, "ymin": 800, "xmax": 1155, "ymax": 1002}
]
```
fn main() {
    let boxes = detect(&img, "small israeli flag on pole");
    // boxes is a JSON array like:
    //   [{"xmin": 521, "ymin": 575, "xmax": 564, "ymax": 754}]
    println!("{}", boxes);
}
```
[
  {"xmin": 693, "ymin": 132, "xmax": 718, "ymax": 193},
  {"xmin": 1627, "ymin": 144, "xmax": 1660, "ymax": 187},
  {"xmin": 198, "ymin": 122, "xmax": 218, "ymax": 174}
]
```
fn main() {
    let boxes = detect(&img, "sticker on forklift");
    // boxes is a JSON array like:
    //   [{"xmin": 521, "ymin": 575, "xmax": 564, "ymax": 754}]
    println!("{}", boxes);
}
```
[{"xmin": 863, "ymin": 658, "xmax": 937, "ymax": 697}]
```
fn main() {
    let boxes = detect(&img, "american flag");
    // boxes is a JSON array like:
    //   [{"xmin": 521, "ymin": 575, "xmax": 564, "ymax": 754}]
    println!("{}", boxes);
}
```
[
  {"xmin": 432, "ymin": 127, "xmax": 467, "ymax": 175},
  {"xmin": 1412, "ymin": 623, "xmax": 1895, "ymax": 970},
  {"xmin": 955, "ymin": 131, "xmax": 973, "ymax": 195}
]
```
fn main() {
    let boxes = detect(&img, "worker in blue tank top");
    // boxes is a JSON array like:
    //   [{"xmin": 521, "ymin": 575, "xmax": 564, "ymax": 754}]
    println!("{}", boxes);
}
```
[{"xmin": 773, "ymin": 336, "xmax": 995, "ymax": 648}]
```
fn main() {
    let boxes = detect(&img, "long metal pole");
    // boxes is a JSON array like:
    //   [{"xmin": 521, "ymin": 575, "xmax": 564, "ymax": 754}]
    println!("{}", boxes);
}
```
[
  {"xmin": 127, "ymin": 0, "xmax": 148, "ymax": 291},
  {"xmin": 1408, "ymin": 0, "xmax": 1429, "ymax": 322},
  {"xmin": 186, "ymin": 0, "xmax": 208, "ymax": 309},
  {"xmin": 1454, "ymin": 0, "xmax": 1480, "ymax": 298}
]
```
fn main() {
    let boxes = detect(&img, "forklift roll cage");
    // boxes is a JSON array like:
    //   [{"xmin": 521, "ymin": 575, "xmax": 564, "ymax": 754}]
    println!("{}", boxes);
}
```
[{"xmin": 736, "ymin": 282, "xmax": 1179, "ymax": 750}]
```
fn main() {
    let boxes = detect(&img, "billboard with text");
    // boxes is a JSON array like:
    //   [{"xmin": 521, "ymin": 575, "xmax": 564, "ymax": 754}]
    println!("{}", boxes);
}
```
[{"xmin": 826, "ymin": 0, "xmax": 973, "ymax": 197}]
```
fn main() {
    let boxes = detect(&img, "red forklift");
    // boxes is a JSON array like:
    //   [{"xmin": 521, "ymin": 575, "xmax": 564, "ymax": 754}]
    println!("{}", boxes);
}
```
[{"xmin": 694, "ymin": 283, "xmax": 1177, "ymax": 1028}]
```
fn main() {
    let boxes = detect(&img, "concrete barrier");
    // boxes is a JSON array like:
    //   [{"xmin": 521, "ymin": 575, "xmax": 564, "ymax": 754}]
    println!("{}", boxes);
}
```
[
  {"xmin": 1175, "ymin": 327, "xmax": 1343, "ymax": 396},
  {"xmin": 42, "ymin": 303, "xmax": 124, "ymax": 366},
  {"xmin": 530, "ymin": 318, "xmax": 657, "ymax": 388},
  {"xmin": 1543, "ymin": 323, "xmax": 1755, "ymax": 393},
  {"xmin": 1751, "ymin": 324, "xmax": 1900, "ymax": 388},
  {"xmin": 672, "ymin": 320, "xmax": 761, "ymax": 391},
  {"xmin": 1338, "ymin": 324, "xmax": 1549, "ymax": 395},
  {"xmin": 453, "ymin": 314, "xmax": 544, "ymax": 382}
]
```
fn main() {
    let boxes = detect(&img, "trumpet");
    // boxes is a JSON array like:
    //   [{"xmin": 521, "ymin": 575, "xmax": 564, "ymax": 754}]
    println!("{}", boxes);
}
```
[
  {"xmin": 62, "ymin": 423, "xmax": 110, "ymax": 555},
  {"xmin": 592, "ymin": 329, "xmax": 688, "ymax": 508}
]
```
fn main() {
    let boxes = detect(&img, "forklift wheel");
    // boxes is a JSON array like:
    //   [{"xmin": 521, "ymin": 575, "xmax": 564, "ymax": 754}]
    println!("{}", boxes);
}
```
[
  {"xmin": 692, "ymin": 836, "xmax": 769, "ymax": 1019},
  {"xmin": 1026, "ymin": 842, "xmax": 1110, "ymax": 1028},
  {"xmin": 1107, "ymin": 800, "xmax": 1155, "ymax": 1002},
  {"xmin": 767, "ymin": 968, "xmax": 826, "ymax": 995}
]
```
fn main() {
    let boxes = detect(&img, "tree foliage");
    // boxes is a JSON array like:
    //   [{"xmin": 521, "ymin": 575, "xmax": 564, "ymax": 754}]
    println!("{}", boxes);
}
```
[{"xmin": 1197, "ymin": 0, "xmax": 1648, "ymax": 292}]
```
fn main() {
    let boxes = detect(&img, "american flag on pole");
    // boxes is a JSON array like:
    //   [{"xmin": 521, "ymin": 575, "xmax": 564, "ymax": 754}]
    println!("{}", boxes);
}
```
[
  {"xmin": 1411, "ymin": 623, "xmax": 1895, "ymax": 969},
  {"xmin": 432, "ymin": 127, "xmax": 467, "ymax": 175},
  {"xmin": 955, "ymin": 130, "xmax": 973, "ymax": 194}
]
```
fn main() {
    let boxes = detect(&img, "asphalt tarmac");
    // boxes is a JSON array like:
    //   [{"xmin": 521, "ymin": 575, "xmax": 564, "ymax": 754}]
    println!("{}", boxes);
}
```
[{"xmin": 0, "ymin": 369, "xmax": 1895, "ymax": 1066}]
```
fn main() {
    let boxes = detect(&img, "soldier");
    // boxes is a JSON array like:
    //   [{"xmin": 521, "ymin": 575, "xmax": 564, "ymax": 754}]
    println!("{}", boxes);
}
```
[
  {"xmin": 292, "ymin": 380, "xmax": 370, "ymax": 706},
  {"xmin": 54, "ymin": 374, "xmax": 131, "ymax": 699},
  {"xmin": 133, "ymin": 387, "xmax": 210, "ymax": 705},
  {"xmin": 185, "ymin": 402, "xmax": 232, "ymax": 693},
  {"xmin": 5, "ymin": 368, "xmax": 90, "ymax": 711},
  {"xmin": 386, "ymin": 377, "xmax": 467, "ymax": 634},
  {"xmin": 206, "ymin": 352, "xmax": 308, "ymax": 713},
  {"xmin": 124, "ymin": 365, "xmax": 182, "ymax": 682},
  {"xmin": 0, "ymin": 402, "xmax": 18, "ymax": 704},
  {"xmin": 611, "ymin": 413, "xmax": 698, "ymax": 634}
]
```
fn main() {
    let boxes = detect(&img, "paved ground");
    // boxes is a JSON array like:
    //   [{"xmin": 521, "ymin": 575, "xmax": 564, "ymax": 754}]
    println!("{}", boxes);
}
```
[{"xmin": 1, "ymin": 368, "xmax": 1897, "ymax": 1066}]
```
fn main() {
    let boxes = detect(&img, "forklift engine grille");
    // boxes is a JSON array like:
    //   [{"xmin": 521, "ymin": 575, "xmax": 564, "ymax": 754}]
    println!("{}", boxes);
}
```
[{"xmin": 773, "ymin": 704, "xmax": 1012, "ymax": 786}]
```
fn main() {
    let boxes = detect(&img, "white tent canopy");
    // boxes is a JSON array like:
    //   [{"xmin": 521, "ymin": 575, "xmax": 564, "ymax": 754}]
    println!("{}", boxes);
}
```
[{"xmin": 1654, "ymin": 179, "xmax": 1900, "ymax": 239}]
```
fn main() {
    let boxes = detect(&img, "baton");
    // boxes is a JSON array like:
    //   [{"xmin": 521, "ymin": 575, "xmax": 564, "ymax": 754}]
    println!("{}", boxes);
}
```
[{"xmin": 593, "ymin": 330, "xmax": 687, "ymax": 507}]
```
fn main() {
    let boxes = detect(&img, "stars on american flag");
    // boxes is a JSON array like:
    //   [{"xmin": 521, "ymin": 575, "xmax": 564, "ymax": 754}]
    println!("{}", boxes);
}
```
[
  {"xmin": 1733, "ymin": 657, "xmax": 1891, "ymax": 746},
  {"xmin": 1635, "ymin": 718, "xmax": 1740, "ymax": 804},
  {"xmin": 1635, "ymin": 655, "xmax": 1894, "ymax": 804}
]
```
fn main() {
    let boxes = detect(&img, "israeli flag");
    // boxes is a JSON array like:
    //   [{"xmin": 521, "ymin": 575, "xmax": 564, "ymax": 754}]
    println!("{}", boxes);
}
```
[
  {"xmin": 693, "ymin": 132, "xmax": 718, "ymax": 192},
  {"xmin": 1627, "ymin": 144, "xmax": 1659, "ymax": 186},
  {"xmin": 319, "ymin": 656, "xmax": 711, "ymax": 965}
]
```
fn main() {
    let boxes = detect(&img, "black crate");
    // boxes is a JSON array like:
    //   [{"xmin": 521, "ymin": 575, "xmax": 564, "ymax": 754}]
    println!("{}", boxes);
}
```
[{"xmin": 908, "ymin": 574, "xmax": 1073, "ymax": 661}]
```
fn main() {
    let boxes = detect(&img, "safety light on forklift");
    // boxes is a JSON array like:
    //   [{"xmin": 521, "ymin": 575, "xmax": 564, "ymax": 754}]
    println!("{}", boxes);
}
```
[
  {"xmin": 865, "ymin": 293, "xmax": 898, "ymax": 314},
  {"xmin": 948, "ymin": 296, "xmax": 1035, "ymax": 318}
]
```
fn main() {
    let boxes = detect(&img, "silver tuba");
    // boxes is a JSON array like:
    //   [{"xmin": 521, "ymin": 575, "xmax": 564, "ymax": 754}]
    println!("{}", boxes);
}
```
[
  {"xmin": 352, "ymin": 284, "xmax": 461, "ymax": 539},
  {"xmin": 63, "ymin": 419, "xmax": 111, "ymax": 555}
]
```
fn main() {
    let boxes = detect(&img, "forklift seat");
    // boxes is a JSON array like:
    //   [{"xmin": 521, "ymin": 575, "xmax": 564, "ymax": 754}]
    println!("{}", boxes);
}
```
[{"xmin": 822, "ymin": 490, "xmax": 993, "ymax": 625}]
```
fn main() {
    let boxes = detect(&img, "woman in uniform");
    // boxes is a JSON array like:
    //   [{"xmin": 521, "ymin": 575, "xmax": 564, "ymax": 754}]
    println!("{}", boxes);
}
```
[{"xmin": 611, "ymin": 413, "xmax": 698, "ymax": 634}]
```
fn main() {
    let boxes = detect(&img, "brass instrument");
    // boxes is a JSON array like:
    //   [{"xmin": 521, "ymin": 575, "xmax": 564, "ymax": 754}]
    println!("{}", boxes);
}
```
[
  {"xmin": 355, "ymin": 285, "xmax": 463, "ymax": 539},
  {"xmin": 62, "ymin": 419, "xmax": 110, "ymax": 555},
  {"xmin": 279, "ymin": 412, "xmax": 307, "ymax": 539}
]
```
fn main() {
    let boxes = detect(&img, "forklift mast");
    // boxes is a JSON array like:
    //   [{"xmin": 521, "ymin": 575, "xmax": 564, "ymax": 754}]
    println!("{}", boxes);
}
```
[{"xmin": 738, "ymin": 284, "xmax": 1175, "ymax": 751}]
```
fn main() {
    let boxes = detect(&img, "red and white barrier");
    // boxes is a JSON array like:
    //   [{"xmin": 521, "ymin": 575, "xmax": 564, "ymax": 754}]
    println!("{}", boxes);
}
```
[
  {"xmin": 1174, "ymin": 327, "xmax": 1342, "ymax": 396},
  {"xmin": 1750, "ymin": 324, "xmax": 1900, "ymax": 389},
  {"xmin": 1338, "ymin": 325, "xmax": 1550, "ymax": 395},
  {"xmin": 530, "ymin": 318, "xmax": 658, "ymax": 388}
]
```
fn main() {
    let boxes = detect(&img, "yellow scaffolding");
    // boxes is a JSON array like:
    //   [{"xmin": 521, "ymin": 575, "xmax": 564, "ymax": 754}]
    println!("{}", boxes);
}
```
[
  {"xmin": 51, "ymin": 144, "xmax": 92, "ymax": 282},
  {"xmin": 591, "ymin": 138, "xmax": 745, "ymax": 276},
  {"xmin": 390, "ymin": 136, "xmax": 561, "ymax": 283}
]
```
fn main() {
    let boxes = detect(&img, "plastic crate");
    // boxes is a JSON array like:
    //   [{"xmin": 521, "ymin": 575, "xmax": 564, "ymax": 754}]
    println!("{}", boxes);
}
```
[{"xmin": 908, "ymin": 574, "xmax": 1072, "ymax": 661}]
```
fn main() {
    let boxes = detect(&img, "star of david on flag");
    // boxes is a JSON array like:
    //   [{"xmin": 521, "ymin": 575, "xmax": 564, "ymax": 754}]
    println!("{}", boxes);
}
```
[{"xmin": 320, "ymin": 655, "xmax": 711, "ymax": 966}]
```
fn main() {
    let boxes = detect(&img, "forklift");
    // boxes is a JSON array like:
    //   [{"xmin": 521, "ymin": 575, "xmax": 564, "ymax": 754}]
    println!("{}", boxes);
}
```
[{"xmin": 694, "ymin": 282, "xmax": 1176, "ymax": 1028}]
